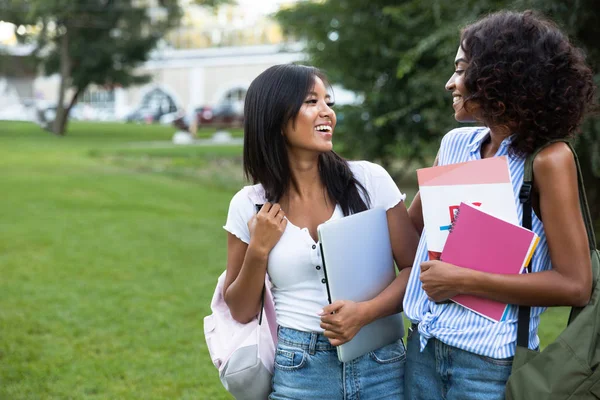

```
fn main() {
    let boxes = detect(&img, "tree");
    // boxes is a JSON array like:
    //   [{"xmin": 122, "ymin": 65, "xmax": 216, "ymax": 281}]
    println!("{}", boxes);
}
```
[
  {"xmin": 193, "ymin": 0, "xmax": 235, "ymax": 7},
  {"xmin": 512, "ymin": 0, "xmax": 600, "ymax": 223},
  {"xmin": 276, "ymin": 0, "xmax": 600, "ymax": 222},
  {"xmin": 0, "ymin": 0, "xmax": 227, "ymax": 136},
  {"xmin": 0, "ymin": 0, "xmax": 184, "ymax": 135},
  {"xmin": 276, "ymin": 0, "xmax": 507, "ymax": 172}
]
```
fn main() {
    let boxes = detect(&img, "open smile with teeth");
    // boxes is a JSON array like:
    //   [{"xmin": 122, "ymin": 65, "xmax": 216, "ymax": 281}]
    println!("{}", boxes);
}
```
[
  {"xmin": 453, "ymin": 95, "xmax": 462, "ymax": 104},
  {"xmin": 315, "ymin": 125, "xmax": 332, "ymax": 132}
]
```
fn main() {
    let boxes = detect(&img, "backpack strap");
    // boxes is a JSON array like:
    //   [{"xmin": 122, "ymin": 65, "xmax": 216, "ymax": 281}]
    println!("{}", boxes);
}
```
[
  {"xmin": 517, "ymin": 139, "xmax": 597, "ymax": 348},
  {"xmin": 258, "ymin": 285, "xmax": 266, "ymax": 325},
  {"xmin": 253, "ymin": 202, "xmax": 268, "ymax": 326}
]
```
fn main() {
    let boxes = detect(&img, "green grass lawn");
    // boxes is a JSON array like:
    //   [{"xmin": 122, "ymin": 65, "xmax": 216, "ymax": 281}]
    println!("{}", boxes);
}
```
[
  {"xmin": 0, "ymin": 121, "xmax": 570, "ymax": 399},
  {"xmin": 0, "ymin": 121, "xmax": 237, "ymax": 399}
]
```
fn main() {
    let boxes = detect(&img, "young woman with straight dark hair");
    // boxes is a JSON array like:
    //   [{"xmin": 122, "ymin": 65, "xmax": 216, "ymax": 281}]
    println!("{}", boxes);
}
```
[
  {"xmin": 223, "ymin": 64, "xmax": 419, "ymax": 399},
  {"xmin": 403, "ymin": 10, "xmax": 596, "ymax": 400}
]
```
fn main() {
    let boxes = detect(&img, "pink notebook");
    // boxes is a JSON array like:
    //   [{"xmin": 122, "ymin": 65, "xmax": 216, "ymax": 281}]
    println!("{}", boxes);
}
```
[{"xmin": 440, "ymin": 202, "xmax": 540, "ymax": 322}]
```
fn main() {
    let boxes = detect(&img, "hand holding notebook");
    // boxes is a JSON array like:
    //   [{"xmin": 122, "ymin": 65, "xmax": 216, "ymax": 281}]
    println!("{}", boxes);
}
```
[{"xmin": 438, "ymin": 202, "xmax": 540, "ymax": 322}]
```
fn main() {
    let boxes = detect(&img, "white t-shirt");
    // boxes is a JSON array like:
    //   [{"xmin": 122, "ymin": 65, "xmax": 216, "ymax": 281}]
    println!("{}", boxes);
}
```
[{"xmin": 223, "ymin": 160, "xmax": 405, "ymax": 332}]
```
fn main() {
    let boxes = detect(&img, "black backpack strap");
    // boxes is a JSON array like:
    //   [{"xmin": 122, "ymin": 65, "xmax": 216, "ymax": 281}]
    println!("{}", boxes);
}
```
[
  {"xmin": 258, "ymin": 284, "xmax": 266, "ymax": 325},
  {"xmin": 517, "ymin": 139, "xmax": 597, "ymax": 348},
  {"xmin": 517, "ymin": 166, "xmax": 534, "ymax": 348},
  {"xmin": 255, "ymin": 203, "xmax": 267, "ymax": 326}
]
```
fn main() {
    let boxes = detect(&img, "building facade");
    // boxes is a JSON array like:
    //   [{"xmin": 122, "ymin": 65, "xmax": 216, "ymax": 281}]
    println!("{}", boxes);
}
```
[
  {"xmin": 1, "ymin": 1, "xmax": 305, "ymax": 122},
  {"xmin": 30, "ymin": 43, "xmax": 304, "ymax": 121}
]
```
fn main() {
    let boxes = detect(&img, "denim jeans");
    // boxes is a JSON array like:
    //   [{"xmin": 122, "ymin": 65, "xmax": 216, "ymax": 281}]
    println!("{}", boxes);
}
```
[
  {"xmin": 269, "ymin": 326, "xmax": 405, "ymax": 400},
  {"xmin": 405, "ymin": 324, "xmax": 513, "ymax": 400}
]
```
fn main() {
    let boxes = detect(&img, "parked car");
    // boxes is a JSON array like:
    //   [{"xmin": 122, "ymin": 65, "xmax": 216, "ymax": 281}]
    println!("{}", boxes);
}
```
[
  {"xmin": 125, "ymin": 88, "xmax": 179, "ymax": 124},
  {"xmin": 202, "ymin": 101, "xmax": 244, "ymax": 128},
  {"xmin": 173, "ymin": 101, "xmax": 244, "ymax": 134},
  {"xmin": 125, "ymin": 106, "xmax": 178, "ymax": 124},
  {"xmin": 190, "ymin": 101, "xmax": 243, "ymax": 129},
  {"xmin": 193, "ymin": 106, "xmax": 215, "ymax": 125}
]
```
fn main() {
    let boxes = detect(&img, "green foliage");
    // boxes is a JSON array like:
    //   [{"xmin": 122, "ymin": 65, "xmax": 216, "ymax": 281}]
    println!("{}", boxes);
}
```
[
  {"xmin": 512, "ymin": 0, "xmax": 600, "ymax": 221},
  {"xmin": 0, "ymin": 53, "xmax": 37, "ymax": 77},
  {"xmin": 194, "ymin": 0, "xmax": 236, "ymax": 7},
  {"xmin": 0, "ymin": 0, "xmax": 183, "ymax": 134},
  {"xmin": 276, "ymin": 0, "xmax": 506, "ymax": 174},
  {"xmin": 54, "ymin": 5, "xmax": 181, "ymax": 89},
  {"xmin": 1, "ymin": 0, "xmax": 182, "ymax": 87},
  {"xmin": 276, "ymin": 0, "xmax": 600, "ymax": 218}
]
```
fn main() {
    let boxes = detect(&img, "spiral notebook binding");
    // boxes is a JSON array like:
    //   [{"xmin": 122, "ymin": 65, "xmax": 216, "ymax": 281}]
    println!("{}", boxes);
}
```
[{"xmin": 448, "ymin": 207, "xmax": 461, "ymax": 233}]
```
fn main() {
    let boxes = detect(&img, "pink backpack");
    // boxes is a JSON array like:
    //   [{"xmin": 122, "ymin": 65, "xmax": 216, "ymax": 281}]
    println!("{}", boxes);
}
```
[{"xmin": 203, "ymin": 271, "xmax": 277, "ymax": 400}]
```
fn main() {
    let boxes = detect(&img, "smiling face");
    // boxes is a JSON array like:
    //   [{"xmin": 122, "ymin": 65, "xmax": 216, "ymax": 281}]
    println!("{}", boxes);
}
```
[
  {"xmin": 445, "ymin": 46, "xmax": 478, "ymax": 122},
  {"xmin": 283, "ymin": 75, "xmax": 336, "ymax": 155}
]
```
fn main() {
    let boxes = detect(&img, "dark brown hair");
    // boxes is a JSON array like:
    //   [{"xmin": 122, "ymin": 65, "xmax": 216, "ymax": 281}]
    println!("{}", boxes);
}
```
[
  {"xmin": 243, "ymin": 64, "xmax": 370, "ymax": 215},
  {"xmin": 460, "ymin": 10, "xmax": 596, "ymax": 155}
]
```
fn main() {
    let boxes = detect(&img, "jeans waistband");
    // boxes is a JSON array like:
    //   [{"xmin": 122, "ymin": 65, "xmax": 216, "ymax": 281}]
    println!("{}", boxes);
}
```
[{"xmin": 277, "ymin": 326, "xmax": 336, "ymax": 355}]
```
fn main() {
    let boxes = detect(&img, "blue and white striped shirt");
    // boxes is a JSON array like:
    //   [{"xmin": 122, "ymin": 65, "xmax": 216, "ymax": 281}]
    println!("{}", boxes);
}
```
[{"xmin": 403, "ymin": 126, "xmax": 552, "ymax": 359}]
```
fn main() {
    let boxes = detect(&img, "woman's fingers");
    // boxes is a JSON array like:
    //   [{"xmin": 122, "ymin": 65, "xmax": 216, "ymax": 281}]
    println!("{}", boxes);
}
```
[
  {"xmin": 256, "ymin": 203, "xmax": 287, "ymax": 231},
  {"xmin": 320, "ymin": 322, "xmax": 343, "ymax": 334},
  {"xmin": 266, "ymin": 203, "xmax": 287, "ymax": 224},
  {"xmin": 322, "ymin": 329, "xmax": 339, "ymax": 339},
  {"xmin": 267, "ymin": 203, "xmax": 281, "ymax": 217},
  {"xmin": 258, "ymin": 202, "xmax": 271, "ymax": 215}
]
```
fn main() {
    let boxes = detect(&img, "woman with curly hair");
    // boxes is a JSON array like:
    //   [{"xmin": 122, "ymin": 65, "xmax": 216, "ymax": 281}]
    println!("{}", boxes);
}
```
[{"xmin": 403, "ymin": 10, "xmax": 596, "ymax": 400}]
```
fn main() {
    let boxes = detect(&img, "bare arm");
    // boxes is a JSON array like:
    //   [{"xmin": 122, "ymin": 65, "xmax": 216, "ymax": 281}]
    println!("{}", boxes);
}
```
[
  {"xmin": 224, "ymin": 203, "xmax": 287, "ymax": 323},
  {"xmin": 408, "ymin": 154, "xmax": 438, "ymax": 235},
  {"xmin": 408, "ymin": 192, "xmax": 424, "ymax": 235},
  {"xmin": 421, "ymin": 143, "xmax": 593, "ymax": 307},
  {"xmin": 223, "ymin": 234, "xmax": 269, "ymax": 323},
  {"xmin": 361, "ymin": 200, "xmax": 419, "ymax": 319}
]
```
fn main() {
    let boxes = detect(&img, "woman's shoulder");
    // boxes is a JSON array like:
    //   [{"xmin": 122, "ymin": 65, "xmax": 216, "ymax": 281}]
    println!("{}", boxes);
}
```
[
  {"xmin": 347, "ymin": 160, "xmax": 404, "ymax": 208},
  {"xmin": 442, "ymin": 126, "xmax": 486, "ymax": 144},
  {"xmin": 438, "ymin": 126, "xmax": 489, "ymax": 162},
  {"xmin": 229, "ymin": 183, "xmax": 266, "ymax": 210},
  {"xmin": 532, "ymin": 142, "xmax": 575, "ymax": 178}
]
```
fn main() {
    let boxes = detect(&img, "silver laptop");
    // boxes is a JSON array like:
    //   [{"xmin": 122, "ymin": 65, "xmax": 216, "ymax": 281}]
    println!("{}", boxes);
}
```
[{"xmin": 317, "ymin": 207, "xmax": 404, "ymax": 363}]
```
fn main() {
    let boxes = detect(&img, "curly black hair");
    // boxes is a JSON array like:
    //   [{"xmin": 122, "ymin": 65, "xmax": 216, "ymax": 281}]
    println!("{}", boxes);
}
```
[{"xmin": 460, "ymin": 10, "xmax": 596, "ymax": 155}]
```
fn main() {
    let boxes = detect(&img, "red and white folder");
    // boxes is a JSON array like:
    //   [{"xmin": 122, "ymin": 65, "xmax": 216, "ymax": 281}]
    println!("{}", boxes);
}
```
[{"xmin": 417, "ymin": 156, "xmax": 518, "ymax": 260}]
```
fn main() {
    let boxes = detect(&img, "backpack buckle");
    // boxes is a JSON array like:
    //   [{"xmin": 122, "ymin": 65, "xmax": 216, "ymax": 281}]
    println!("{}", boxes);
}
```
[{"xmin": 519, "ymin": 182, "xmax": 533, "ymax": 203}]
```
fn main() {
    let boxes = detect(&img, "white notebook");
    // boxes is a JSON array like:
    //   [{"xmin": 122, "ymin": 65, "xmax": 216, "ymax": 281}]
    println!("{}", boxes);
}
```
[{"xmin": 317, "ymin": 207, "xmax": 404, "ymax": 362}]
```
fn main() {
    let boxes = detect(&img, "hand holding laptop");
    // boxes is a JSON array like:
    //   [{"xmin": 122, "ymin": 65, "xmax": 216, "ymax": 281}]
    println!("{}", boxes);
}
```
[{"xmin": 319, "ymin": 300, "xmax": 368, "ymax": 346}]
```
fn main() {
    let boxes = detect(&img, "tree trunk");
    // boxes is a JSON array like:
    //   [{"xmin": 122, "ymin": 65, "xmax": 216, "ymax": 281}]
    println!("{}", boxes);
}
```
[
  {"xmin": 53, "ymin": 27, "xmax": 72, "ymax": 136},
  {"xmin": 59, "ymin": 86, "xmax": 85, "ymax": 135}
]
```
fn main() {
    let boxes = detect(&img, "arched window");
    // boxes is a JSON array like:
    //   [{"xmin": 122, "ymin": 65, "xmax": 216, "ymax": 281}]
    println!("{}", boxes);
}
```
[
  {"xmin": 223, "ymin": 87, "xmax": 246, "ymax": 103},
  {"xmin": 141, "ymin": 88, "xmax": 178, "ymax": 114}
]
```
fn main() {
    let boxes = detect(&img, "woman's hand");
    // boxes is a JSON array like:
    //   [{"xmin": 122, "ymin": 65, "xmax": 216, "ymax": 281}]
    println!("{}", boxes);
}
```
[
  {"xmin": 419, "ymin": 260, "xmax": 470, "ymax": 302},
  {"xmin": 319, "ymin": 300, "xmax": 370, "ymax": 346},
  {"xmin": 248, "ymin": 202, "xmax": 287, "ymax": 255}
]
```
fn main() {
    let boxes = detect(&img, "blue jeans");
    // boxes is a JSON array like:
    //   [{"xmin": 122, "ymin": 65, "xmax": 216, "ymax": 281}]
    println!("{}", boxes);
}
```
[
  {"xmin": 405, "ymin": 324, "xmax": 513, "ymax": 400},
  {"xmin": 269, "ymin": 326, "xmax": 405, "ymax": 400}
]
